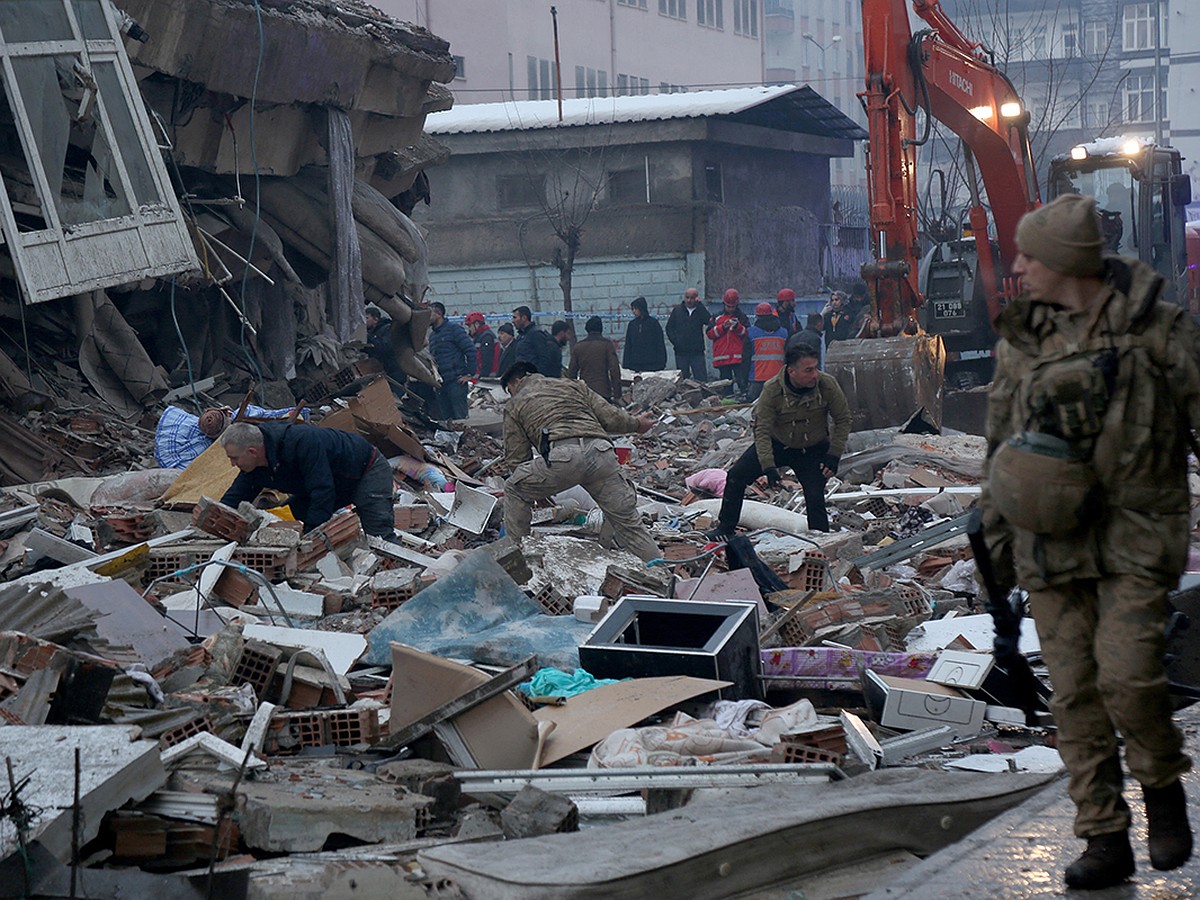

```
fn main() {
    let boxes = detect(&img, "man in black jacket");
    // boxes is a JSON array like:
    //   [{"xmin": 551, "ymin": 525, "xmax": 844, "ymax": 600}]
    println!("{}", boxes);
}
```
[
  {"xmin": 623, "ymin": 296, "xmax": 667, "ymax": 372},
  {"xmin": 219, "ymin": 422, "xmax": 395, "ymax": 538},
  {"xmin": 665, "ymin": 288, "xmax": 710, "ymax": 381},
  {"xmin": 496, "ymin": 323, "xmax": 518, "ymax": 378},
  {"xmin": 512, "ymin": 305, "xmax": 562, "ymax": 377}
]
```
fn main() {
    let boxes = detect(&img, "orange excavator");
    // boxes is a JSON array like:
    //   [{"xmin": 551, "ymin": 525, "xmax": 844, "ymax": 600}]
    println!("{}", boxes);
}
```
[{"xmin": 834, "ymin": 0, "xmax": 1195, "ymax": 426}]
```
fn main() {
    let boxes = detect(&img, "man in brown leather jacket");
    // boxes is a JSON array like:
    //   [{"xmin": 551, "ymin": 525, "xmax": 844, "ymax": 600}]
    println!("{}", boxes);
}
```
[
  {"xmin": 567, "ymin": 316, "xmax": 623, "ymax": 402},
  {"xmin": 983, "ymin": 194, "xmax": 1200, "ymax": 890}
]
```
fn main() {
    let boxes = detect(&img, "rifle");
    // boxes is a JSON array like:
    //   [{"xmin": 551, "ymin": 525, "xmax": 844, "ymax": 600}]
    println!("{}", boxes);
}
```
[{"xmin": 966, "ymin": 508, "xmax": 1045, "ymax": 727}]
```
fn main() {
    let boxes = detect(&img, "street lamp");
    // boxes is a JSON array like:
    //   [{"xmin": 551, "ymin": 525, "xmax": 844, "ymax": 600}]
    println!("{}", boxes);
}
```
[{"xmin": 802, "ymin": 32, "xmax": 842, "ymax": 69}]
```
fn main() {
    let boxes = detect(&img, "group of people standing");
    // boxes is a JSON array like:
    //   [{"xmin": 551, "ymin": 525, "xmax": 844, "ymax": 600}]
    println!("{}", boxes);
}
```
[{"xmin": 629, "ymin": 283, "xmax": 870, "ymax": 399}]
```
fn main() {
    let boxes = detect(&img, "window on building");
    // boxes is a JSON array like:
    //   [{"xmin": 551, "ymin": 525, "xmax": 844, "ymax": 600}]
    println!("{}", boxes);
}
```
[
  {"xmin": 452, "ymin": 55, "xmax": 465, "ymax": 79},
  {"xmin": 1061, "ymin": 24, "xmax": 1078, "ymax": 57},
  {"xmin": 697, "ymin": 0, "xmax": 723, "ymax": 30},
  {"xmin": 618, "ymin": 0, "xmax": 648, "ymax": 7},
  {"xmin": 575, "ymin": 66, "xmax": 608, "ymax": 98},
  {"xmin": 734, "ymin": 0, "xmax": 758, "ymax": 37},
  {"xmin": 1083, "ymin": 20, "xmax": 1108, "ymax": 57},
  {"xmin": 0, "ymin": 0, "xmax": 196, "ymax": 304},
  {"xmin": 607, "ymin": 169, "xmax": 648, "ymax": 204},
  {"xmin": 659, "ymin": 0, "xmax": 686, "ymax": 20},
  {"xmin": 497, "ymin": 174, "xmax": 545, "ymax": 209},
  {"xmin": 616, "ymin": 74, "xmax": 651, "ymax": 96},
  {"xmin": 1123, "ymin": 72, "xmax": 1156, "ymax": 122},
  {"xmin": 1026, "ymin": 25, "xmax": 1047, "ymax": 59},
  {"xmin": 1085, "ymin": 100, "xmax": 1110, "ymax": 130},
  {"xmin": 528, "ymin": 56, "xmax": 557, "ymax": 100},
  {"xmin": 1123, "ymin": 3, "xmax": 1156, "ymax": 52},
  {"xmin": 659, "ymin": 81, "xmax": 687, "ymax": 93},
  {"xmin": 704, "ymin": 162, "xmax": 723, "ymax": 203}
]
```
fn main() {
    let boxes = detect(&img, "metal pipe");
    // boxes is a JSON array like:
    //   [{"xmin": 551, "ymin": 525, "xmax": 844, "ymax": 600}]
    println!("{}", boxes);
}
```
[{"xmin": 551, "ymin": 6, "xmax": 563, "ymax": 122}]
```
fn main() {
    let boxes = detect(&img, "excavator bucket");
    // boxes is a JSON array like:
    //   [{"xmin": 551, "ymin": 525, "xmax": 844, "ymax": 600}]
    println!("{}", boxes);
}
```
[{"xmin": 824, "ymin": 334, "xmax": 946, "ymax": 432}]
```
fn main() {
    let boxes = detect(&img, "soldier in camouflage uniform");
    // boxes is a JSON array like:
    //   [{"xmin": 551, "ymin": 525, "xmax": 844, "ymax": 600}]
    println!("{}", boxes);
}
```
[
  {"xmin": 500, "ymin": 362, "xmax": 660, "ymax": 562},
  {"xmin": 983, "ymin": 194, "xmax": 1200, "ymax": 890}
]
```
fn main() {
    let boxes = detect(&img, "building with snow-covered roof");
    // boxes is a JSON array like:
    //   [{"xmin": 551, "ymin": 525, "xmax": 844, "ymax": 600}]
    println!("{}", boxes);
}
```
[{"xmin": 412, "ymin": 86, "xmax": 867, "ymax": 358}]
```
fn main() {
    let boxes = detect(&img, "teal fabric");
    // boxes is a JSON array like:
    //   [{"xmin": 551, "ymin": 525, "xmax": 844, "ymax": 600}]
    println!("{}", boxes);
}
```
[{"xmin": 518, "ymin": 667, "xmax": 625, "ymax": 698}]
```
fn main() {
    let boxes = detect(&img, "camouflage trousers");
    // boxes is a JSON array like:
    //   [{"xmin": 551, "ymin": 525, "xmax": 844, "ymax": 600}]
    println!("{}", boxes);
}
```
[
  {"xmin": 504, "ymin": 437, "xmax": 660, "ymax": 563},
  {"xmin": 1029, "ymin": 573, "xmax": 1191, "ymax": 837}
]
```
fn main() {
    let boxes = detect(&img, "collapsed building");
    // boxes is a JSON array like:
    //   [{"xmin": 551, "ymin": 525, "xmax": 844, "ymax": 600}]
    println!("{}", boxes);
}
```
[{"xmin": 0, "ymin": 0, "xmax": 453, "ymax": 481}]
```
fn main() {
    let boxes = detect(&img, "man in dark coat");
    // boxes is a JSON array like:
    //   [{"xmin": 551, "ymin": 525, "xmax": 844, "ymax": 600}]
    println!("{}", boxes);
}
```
[
  {"xmin": 512, "ymin": 305, "xmax": 562, "ymax": 377},
  {"xmin": 568, "ymin": 316, "xmax": 623, "ymax": 402},
  {"xmin": 219, "ymin": 421, "xmax": 395, "ymax": 538},
  {"xmin": 496, "ymin": 323, "xmax": 518, "ymax": 378},
  {"xmin": 665, "ymin": 288, "xmax": 711, "ymax": 381},
  {"xmin": 623, "ymin": 297, "xmax": 667, "ymax": 372},
  {"xmin": 786, "ymin": 313, "xmax": 826, "ymax": 369},
  {"xmin": 428, "ymin": 302, "xmax": 477, "ymax": 420},
  {"xmin": 464, "ymin": 311, "xmax": 499, "ymax": 377},
  {"xmin": 364, "ymin": 306, "xmax": 407, "ymax": 390}
]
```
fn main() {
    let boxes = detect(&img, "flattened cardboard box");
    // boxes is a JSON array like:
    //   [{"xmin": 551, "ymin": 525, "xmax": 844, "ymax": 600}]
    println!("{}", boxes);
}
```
[{"xmin": 864, "ymin": 669, "xmax": 986, "ymax": 737}]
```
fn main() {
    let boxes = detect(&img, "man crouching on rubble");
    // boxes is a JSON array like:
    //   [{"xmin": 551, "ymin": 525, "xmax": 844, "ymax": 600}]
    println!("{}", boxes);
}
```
[
  {"xmin": 500, "ymin": 361, "xmax": 660, "ymax": 562},
  {"xmin": 708, "ymin": 344, "xmax": 850, "ymax": 538},
  {"xmin": 982, "ymin": 194, "xmax": 1200, "ymax": 890},
  {"xmin": 219, "ymin": 422, "xmax": 396, "ymax": 539}
]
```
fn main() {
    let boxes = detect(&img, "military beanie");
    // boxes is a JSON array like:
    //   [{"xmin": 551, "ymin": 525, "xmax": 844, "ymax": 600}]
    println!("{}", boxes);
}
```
[{"xmin": 1014, "ymin": 194, "xmax": 1104, "ymax": 277}]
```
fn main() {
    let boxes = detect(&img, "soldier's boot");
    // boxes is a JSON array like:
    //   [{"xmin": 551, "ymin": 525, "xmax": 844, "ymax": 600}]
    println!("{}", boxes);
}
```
[
  {"xmin": 1143, "ymin": 779, "xmax": 1193, "ymax": 871},
  {"xmin": 1064, "ymin": 830, "xmax": 1135, "ymax": 890}
]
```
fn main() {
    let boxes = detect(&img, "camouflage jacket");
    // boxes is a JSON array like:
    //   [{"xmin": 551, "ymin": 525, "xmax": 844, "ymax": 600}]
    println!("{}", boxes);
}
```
[
  {"xmin": 504, "ymin": 374, "xmax": 640, "ymax": 469},
  {"xmin": 754, "ymin": 370, "xmax": 851, "ymax": 469},
  {"xmin": 983, "ymin": 256, "xmax": 1200, "ymax": 589}
]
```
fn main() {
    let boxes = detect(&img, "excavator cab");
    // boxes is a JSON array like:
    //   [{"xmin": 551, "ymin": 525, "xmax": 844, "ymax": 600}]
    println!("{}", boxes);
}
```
[{"xmin": 1048, "ymin": 138, "xmax": 1191, "ymax": 306}]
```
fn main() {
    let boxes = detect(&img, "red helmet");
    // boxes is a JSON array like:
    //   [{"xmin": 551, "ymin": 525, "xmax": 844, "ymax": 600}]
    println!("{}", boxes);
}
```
[
  {"xmin": 776, "ymin": 288, "xmax": 796, "ymax": 303},
  {"xmin": 463, "ymin": 311, "xmax": 486, "ymax": 326},
  {"xmin": 722, "ymin": 289, "xmax": 740, "ymax": 305},
  {"xmin": 755, "ymin": 301, "xmax": 774, "ymax": 316}
]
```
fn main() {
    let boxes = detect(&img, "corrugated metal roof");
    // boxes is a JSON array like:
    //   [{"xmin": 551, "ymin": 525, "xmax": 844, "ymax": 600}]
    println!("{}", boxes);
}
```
[{"xmin": 425, "ymin": 85, "xmax": 867, "ymax": 141}]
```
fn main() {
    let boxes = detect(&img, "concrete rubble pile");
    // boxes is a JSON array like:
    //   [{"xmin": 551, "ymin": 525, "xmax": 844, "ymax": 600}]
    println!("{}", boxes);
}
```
[{"xmin": 8, "ymin": 358, "xmax": 1170, "ymax": 896}]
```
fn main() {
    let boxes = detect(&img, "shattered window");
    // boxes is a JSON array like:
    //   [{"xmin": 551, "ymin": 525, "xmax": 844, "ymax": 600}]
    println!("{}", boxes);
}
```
[{"xmin": 0, "ymin": 0, "xmax": 195, "ymax": 303}]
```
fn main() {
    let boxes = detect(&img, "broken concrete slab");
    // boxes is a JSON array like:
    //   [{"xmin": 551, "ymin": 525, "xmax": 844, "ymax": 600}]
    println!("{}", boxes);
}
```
[
  {"xmin": 232, "ymin": 761, "xmax": 433, "ymax": 852},
  {"xmin": 64, "ymin": 580, "xmax": 192, "ymax": 670},
  {"xmin": 0, "ymin": 725, "xmax": 165, "ymax": 863},
  {"xmin": 242, "ymin": 624, "xmax": 367, "ymax": 675},
  {"xmin": 418, "ymin": 769, "xmax": 1056, "ymax": 899}
]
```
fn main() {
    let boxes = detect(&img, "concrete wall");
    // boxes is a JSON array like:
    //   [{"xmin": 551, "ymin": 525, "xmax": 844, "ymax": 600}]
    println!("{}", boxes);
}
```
[
  {"xmin": 428, "ymin": 253, "xmax": 702, "ymax": 367},
  {"xmin": 379, "ymin": 0, "xmax": 765, "ymax": 104}
]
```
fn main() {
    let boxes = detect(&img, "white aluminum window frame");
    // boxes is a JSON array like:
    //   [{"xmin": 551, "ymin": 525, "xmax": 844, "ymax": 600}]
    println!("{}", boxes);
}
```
[
  {"xmin": 1122, "ymin": 2, "xmax": 1155, "ymax": 52},
  {"xmin": 0, "ymin": 0, "xmax": 196, "ymax": 304},
  {"xmin": 734, "ymin": 0, "xmax": 759, "ymax": 37}
]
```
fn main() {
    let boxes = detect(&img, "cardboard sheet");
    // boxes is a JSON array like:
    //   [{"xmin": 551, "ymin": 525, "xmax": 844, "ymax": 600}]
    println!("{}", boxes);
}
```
[
  {"xmin": 158, "ymin": 439, "xmax": 238, "ymax": 506},
  {"xmin": 389, "ymin": 643, "xmax": 539, "ymax": 770},
  {"xmin": 533, "ymin": 675, "xmax": 731, "ymax": 766}
]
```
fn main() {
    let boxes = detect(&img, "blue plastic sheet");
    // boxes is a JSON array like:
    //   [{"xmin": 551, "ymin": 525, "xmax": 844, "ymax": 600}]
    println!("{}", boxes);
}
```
[{"xmin": 364, "ymin": 550, "xmax": 592, "ymax": 669}]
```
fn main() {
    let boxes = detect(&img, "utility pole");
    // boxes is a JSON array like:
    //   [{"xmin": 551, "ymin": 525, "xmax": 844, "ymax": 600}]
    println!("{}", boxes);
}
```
[
  {"xmin": 1153, "ymin": 0, "xmax": 1163, "ymax": 146},
  {"xmin": 551, "ymin": 6, "xmax": 564, "ymax": 123}
]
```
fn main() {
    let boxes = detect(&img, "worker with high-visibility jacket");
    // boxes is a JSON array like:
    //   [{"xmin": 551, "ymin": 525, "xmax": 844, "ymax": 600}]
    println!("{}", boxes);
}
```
[{"xmin": 746, "ymin": 301, "xmax": 788, "ymax": 400}]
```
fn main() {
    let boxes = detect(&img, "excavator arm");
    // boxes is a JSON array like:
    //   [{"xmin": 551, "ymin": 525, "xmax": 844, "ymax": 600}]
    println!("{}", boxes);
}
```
[{"xmin": 861, "ymin": 0, "xmax": 1039, "ymax": 332}]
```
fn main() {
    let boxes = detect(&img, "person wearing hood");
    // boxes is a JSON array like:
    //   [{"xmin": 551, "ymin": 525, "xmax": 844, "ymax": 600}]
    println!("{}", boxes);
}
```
[
  {"xmin": 623, "ymin": 297, "xmax": 667, "ymax": 372},
  {"xmin": 746, "ymin": 301, "xmax": 788, "ymax": 400},
  {"xmin": 708, "ymin": 289, "xmax": 749, "ymax": 397},
  {"xmin": 981, "ymin": 194, "xmax": 1200, "ymax": 890}
]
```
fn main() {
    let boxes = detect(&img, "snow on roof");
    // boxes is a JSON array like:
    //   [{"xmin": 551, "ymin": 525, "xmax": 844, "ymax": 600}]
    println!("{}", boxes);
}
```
[{"xmin": 425, "ymin": 84, "xmax": 814, "ymax": 135}]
